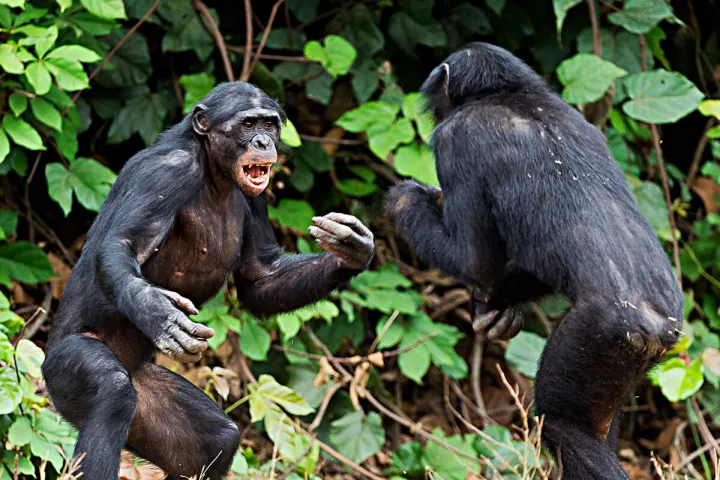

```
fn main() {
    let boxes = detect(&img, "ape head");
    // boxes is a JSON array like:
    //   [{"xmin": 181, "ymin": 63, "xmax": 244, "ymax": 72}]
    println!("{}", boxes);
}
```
[
  {"xmin": 191, "ymin": 82, "xmax": 287, "ymax": 196},
  {"xmin": 420, "ymin": 42, "xmax": 548, "ymax": 123}
]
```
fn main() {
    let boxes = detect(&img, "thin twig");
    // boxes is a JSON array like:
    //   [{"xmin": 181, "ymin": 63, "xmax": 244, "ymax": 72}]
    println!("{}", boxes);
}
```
[
  {"xmin": 298, "ymin": 427, "xmax": 387, "ymax": 480},
  {"xmin": 70, "ymin": 0, "xmax": 161, "ymax": 106},
  {"xmin": 369, "ymin": 310, "xmax": 399, "ymax": 353},
  {"xmin": 587, "ymin": 0, "xmax": 602, "ymax": 56},
  {"xmin": 241, "ymin": 0, "xmax": 254, "ymax": 81},
  {"xmin": 308, "ymin": 383, "xmax": 341, "ymax": 432},
  {"xmin": 687, "ymin": 117, "xmax": 715, "ymax": 188},
  {"xmin": 249, "ymin": 0, "xmax": 284, "ymax": 74},
  {"xmin": 639, "ymin": 35, "xmax": 682, "ymax": 288},
  {"xmin": 470, "ymin": 331, "xmax": 491, "ymax": 426},
  {"xmin": 276, "ymin": 434, "xmax": 315, "ymax": 480},
  {"xmin": 691, "ymin": 397, "xmax": 720, "ymax": 463},
  {"xmin": 194, "ymin": 0, "xmax": 234, "ymax": 82},
  {"xmin": 299, "ymin": 134, "xmax": 364, "ymax": 145},
  {"xmin": 227, "ymin": 45, "xmax": 310, "ymax": 62}
]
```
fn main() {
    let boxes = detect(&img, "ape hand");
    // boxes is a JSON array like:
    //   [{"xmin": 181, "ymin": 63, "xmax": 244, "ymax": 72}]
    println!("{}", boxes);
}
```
[
  {"xmin": 309, "ymin": 213, "xmax": 375, "ymax": 270},
  {"xmin": 152, "ymin": 288, "xmax": 215, "ymax": 362},
  {"xmin": 472, "ymin": 304, "xmax": 524, "ymax": 341},
  {"xmin": 384, "ymin": 180, "xmax": 443, "ymax": 227}
]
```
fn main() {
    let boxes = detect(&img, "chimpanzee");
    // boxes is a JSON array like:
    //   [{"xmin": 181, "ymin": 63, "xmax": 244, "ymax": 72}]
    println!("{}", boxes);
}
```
[
  {"xmin": 384, "ymin": 42, "xmax": 683, "ymax": 479},
  {"xmin": 41, "ymin": 82, "xmax": 375, "ymax": 480}
]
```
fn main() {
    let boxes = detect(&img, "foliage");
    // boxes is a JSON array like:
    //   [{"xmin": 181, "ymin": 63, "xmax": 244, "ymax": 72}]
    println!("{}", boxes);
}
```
[{"xmin": 0, "ymin": 0, "xmax": 719, "ymax": 478}]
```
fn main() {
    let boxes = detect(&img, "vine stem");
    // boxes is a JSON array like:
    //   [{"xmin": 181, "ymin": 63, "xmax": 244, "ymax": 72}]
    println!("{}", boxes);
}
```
[
  {"xmin": 638, "ymin": 35, "xmax": 682, "ymax": 288},
  {"xmin": 586, "ymin": 0, "xmax": 602, "ymax": 56},
  {"xmin": 249, "ymin": 0, "xmax": 284, "ymax": 75},
  {"xmin": 241, "ymin": 0, "xmax": 253, "ymax": 81},
  {"xmin": 194, "ymin": 0, "xmax": 234, "ymax": 81}
]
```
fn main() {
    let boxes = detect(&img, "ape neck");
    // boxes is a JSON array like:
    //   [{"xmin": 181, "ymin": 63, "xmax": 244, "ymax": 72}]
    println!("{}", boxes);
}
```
[{"xmin": 200, "ymin": 142, "xmax": 235, "ymax": 205}]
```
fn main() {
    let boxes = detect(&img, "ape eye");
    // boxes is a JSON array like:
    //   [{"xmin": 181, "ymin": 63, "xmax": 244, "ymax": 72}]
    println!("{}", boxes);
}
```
[
  {"xmin": 264, "ymin": 121, "xmax": 274, "ymax": 129},
  {"xmin": 242, "ymin": 120, "xmax": 253, "ymax": 128}
]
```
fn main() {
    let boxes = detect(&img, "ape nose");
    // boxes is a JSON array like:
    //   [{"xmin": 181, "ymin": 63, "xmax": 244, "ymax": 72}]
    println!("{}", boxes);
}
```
[{"xmin": 251, "ymin": 134, "xmax": 272, "ymax": 151}]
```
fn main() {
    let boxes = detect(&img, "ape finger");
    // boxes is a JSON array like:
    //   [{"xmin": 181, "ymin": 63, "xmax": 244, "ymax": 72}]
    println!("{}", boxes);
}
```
[
  {"xmin": 487, "ymin": 309, "xmax": 517, "ymax": 340},
  {"xmin": 323, "ymin": 213, "xmax": 373, "ymax": 238},
  {"xmin": 156, "ymin": 335, "xmax": 203, "ymax": 363},
  {"xmin": 311, "ymin": 216, "xmax": 354, "ymax": 240},
  {"xmin": 473, "ymin": 310, "xmax": 498, "ymax": 331},
  {"xmin": 158, "ymin": 288, "xmax": 199, "ymax": 315},
  {"xmin": 309, "ymin": 226, "xmax": 341, "ymax": 245},
  {"xmin": 175, "ymin": 314, "xmax": 215, "ymax": 339},
  {"xmin": 502, "ymin": 311, "xmax": 524, "ymax": 340}
]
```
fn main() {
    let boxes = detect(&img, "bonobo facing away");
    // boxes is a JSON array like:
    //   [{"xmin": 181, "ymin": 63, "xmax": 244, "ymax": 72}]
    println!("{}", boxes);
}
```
[
  {"xmin": 384, "ymin": 43, "xmax": 682, "ymax": 479},
  {"xmin": 42, "ymin": 82, "xmax": 375, "ymax": 480}
]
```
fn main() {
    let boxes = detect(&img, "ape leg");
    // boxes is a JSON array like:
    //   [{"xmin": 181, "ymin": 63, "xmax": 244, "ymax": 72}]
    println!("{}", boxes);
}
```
[
  {"xmin": 42, "ymin": 335, "xmax": 137, "ymax": 480},
  {"xmin": 534, "ymin": 297, "xmax": 678, "ymax": 480},
  {"xmin": 126, "ymin": 362, "xmax": 241, "ymax": 479}
]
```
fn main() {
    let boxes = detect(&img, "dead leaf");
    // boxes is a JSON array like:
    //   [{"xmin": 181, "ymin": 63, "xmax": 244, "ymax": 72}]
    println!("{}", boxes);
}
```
[
  {"xmin": 47, "ymin": 252, "xmax": 72, "ymax": 300},
  {"xmin": 119, "ymin": 451, "xmax": 164, "ymax": 480},
  {"xmin": 367, "ymin": 351, "xmax": 384, "ymax": 368},
  {"xmin": 655, "ymin": 417, "xmax": 680, "ymax": 454},
  {"xmin": 314, "ymin": 357, "xmax": 339, "ymax": 387},
  {"xmin": 692, "ymin": 176, "xmax": 720, "ymax": 214},
  {"xmin": 349, "ymin": 362, "xmax": 370, "ymax": 410},
  {"xmin": 320, "ymin": 126, "xmax": 346, "ymax": 157},
  {"xmin": 702, "ymin": 348, "xmax": 720, "ymax": 376}
]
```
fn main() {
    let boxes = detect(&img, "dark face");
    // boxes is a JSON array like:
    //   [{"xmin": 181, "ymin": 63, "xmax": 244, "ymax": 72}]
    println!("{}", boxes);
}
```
[{"xmin": 193, "ymin": 105, "xmax": 281, "ymax": 197}]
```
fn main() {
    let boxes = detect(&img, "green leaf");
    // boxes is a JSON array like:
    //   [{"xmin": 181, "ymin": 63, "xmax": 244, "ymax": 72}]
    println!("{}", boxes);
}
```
[
  {"xmin": 328, "ymin": 4, "xmax": 384, "ymax": 59},
  {"xmin": 95, "ymin": 31, "xmax": 151, "ymax": 88},
  {"xmin": 329, "ymin": 411, "xmax": 385, "ymax": 464},
  {"xmin": 2, "ymin": 115, "xmax": 45, "ymax": 151},
  {"xmin": 0, "ymin": 368, "xmax": 21, "ymax": 414},
  {"xmin": 45, "ymin": 158, "xmax": 116, "ymax": 216},
  {"xmin": 178, "ymin": 72, "xmax": 216, "ymax": 114},
  {"xmin": 80, "ymin": 0, "xmax": 126, "ymax": 19},
  {"xmin": 161, "ymin": 2, "xmax": 218, "ymax": 62},
  {"xmin": 622, "ymin": 70, "xmax": 704, "ymax": 124},
  {"xmin": 557, "ymin": 54, "xmax": 627, "ymax": 104},
  {"xmin": 632, "ymin": 180, "xmax": 671, "ymax": 240},
  {"xmin": 0, "ymin": 44, "xmax": 25, "ymax": 74},
  {"xmin": 388, "ymin": 12, "xmax": 447, "ymax": 58},
  {"xmin": 324, "ymin": 35, "xmax": 357, "ymax": 77},
  {"xmin": 426, "ymin": 428, "xmax": 480, "ymax": 480},
  {"xmin": 367, "ymin": 118, "xmax": 414, "ymax": 160},
  {"xmin": 8, "ymin": 417, "xmax": 32, "ymax": 447},
  {"xmin": 305, "ymin": 71, "xmax": 333, "ymax": 105},
  {"xmin": 45, "ymin": 57, "xmax": 89, "ymax": 91},
  {"xmin": 240, "ymin": 317, "xmax": 271, "ymax": 361},
  {"xmin": 30, "ymin": 97, "xmax": 62, "ymax": 131},
  {"xmin": 255, "ymin": 374, "xmax": 315, "ymax": 415},
  {"xmin": 254, "ymin": 28, "xmax": 305, "ymax": 51},
  {"xmin": 337, "ymin": 179, "xmax": 376, "ymax": 197},
  {"xmin": 398, "ymin": 330, "xmax": 432, "ymax": 383},
  {"xmin": 67, "ymin": 11, "xmax": 117, "ymax": 35},
  {"xmin": 553, "ymin": 0, "xmax": 583, "ymax": 36},
  {"xmin": 8, "ymin": 93, "xmax": 27, "ymax": 117},
  {"xmin": 699, "ymin": 100, "xmax": 720, "ymax": 120},
  {"xmin": 608, "ymin": 0, "xmax": 673, "ymax": 34},
  {"xmin": 25, "ymin": 62, "xmax": 52, "ymax": 95},
  {"xmin": 46, "ymin": 45, "xmax": 101, "ymax": 63},
  {"xmin": 336, "ymin": 102, "xmax": 399, "ymax": 132},
  {"xmin": 267, "ymin": 199, "xmax": 315, "ymax": 232},
  {"xmin": 288, "ymin": 0, "xmax": 318, "ymax": 22},
  {"xmin": 654, "ymin": 357, "xmax": 704, "ymax": 402},
  {"xmin": 52, "ymin": 117, "xmax": 79, "ymax": 160},
  {"xmin": 0, "ymin": 242, "xmax": 53, "ymax": 285},
  {"xmin": 15, "ymin": 339, "xmax": 44, "ymax": 377},
  {"xmin": 485, "ymin": 0, "xmax": 506, "ymax": 15},
  {"xmin": 281, "ymin": 119, "xmax": 302, "ymax": 147},
  {"xmin": 0, "ymin": 130, "xmax": 8, "ymax": 165},
  {"xmin": 56, "ymin": 0, "xmax": 72, "ymax": 12},
  {"xmin": 375, "ymin": 315, "xmax": 405, "ymax": 349},
  {"xmin": 394, "ymin": 143, "xmax": 439, "ymax": 186},
  {"xmin": 0, "ymin": 0, "xmax": 23, "ymax": 8},
  {"xmin": 451, "ymin": 3, "xmax": 492, "ymax": 37},
  {"xmin": 646, "ymin": 27, "xmax": 670, "ymax": 70},
  {"xmin": 505, "ymin": 331, "xmax": 546, "ymax": 378},
  {"xmin": 0, "ymin": 212, "xmax": 17, "ymax": 239},
  {"xmin": 108, "ymin": 92, "xmax": 168, "ymax": 146}
]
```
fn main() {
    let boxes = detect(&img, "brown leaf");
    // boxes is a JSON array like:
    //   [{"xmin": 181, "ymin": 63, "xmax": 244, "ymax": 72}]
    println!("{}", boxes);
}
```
[
  {"xmin": 47, "ymin": 252, "xmax": 72, "ymax": 300},
  {"xmin": 692, "ymin": 176, "xmax": 720, "ymax": 214},
  {"xmin": 702, "ymin": 347, "xmax": 720, "ymax": 376},
  {"xmin": 654, "ymin": 417, "xmax": 680, "ymax": 454},
  {"xmin": 320, "ymin": 126, "xmax": 346, "ymax": 157},
  {"xmin": 367, "ymin": 351, "xmax": 384, "ymax": 368}
]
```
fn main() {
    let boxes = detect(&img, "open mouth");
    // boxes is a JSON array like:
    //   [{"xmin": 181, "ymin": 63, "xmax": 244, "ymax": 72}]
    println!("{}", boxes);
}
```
[{"xmin": 242, "ymin": 163, "xmax": 272, "ymax": 185}]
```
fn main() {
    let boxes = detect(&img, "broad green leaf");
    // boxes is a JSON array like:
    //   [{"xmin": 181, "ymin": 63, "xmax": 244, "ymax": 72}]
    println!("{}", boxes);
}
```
[
  {"xmin": 253, "ymin": 28, "xmax": 305, "ymax": 51},
  {"xmin": 288, "ymin": 0, "xmax": 318, "ymax": 22},
  {"xmin": 30, "ymin": 97, "xmax": 62, "ymax": 131},
  {"xmin": 608, "ymin": 0, "xmax": 673, "ymax": 34},
  {"xmin": 2, "ymin": 115, "xmax": 45, "ymax": 151},
  {"xmin": 255, "ymin": 374, "xmax": 314, "ymax": 415},
  {"xmin": 0, "ymin": 0, "xmax": 23, "ymax": 7},
  {"xmin": 305, "ymin": 70, "xmax": 334, "ymax": 105},
  {"xmin": 505, "ymin": 331, "xmax": 546, "ymax": 378},
  {"xmin": 52, "ymin": 117, "xmax": 79, "ymax": 160},
  {"xmin": 351, "ymin": 263, "xmax": 413, "ymax": 290},
  {"xmin": 263, "ymin": 405, "xmax": 297, "ymax": 459},
  {"xmin": 394, "ymin": 143, "xmax": 439, "ymax": 186},
  {"xmin": 45, "ymin": 158, "xmax": 116, "ymax": 216},
  {"xmin": 328, "ymin": 4, "xmax": 384, "ymax": 59},
  {"xmin": 654, "ymin": 357, "xmax": 704, "ymax": 402},
  {"xmin": 398, "ymin": 330, "xmax": 432, "ymax": 383},
  {"xmin": 95, "ymin": 31, "xmax": 151, "ymax": 88},
  {"xmin": 375, "ymin": 315, "xmax": 405, "ymax": 349},
  {"xmin": 0, "ymin": 368, "xmax": 22, "ymax": 414},
  {"xmin": 699, "ymin": 100, "xmax": 720, "ymax": 120},
  {"xmin": 108, "ymin": 92, "xmax": 167, "ymax": 146},
  {"xmin": 335, "ymin": 101, "xmax": 399, "ymax": 132},
  {"xmin": 25, "ymin": 62, "xmax": 52, "ymax": 95},
  {"xmin": 240, "ymin": 317, "xmax": 271, "ymax": 361},
  {"xmin": 161, "ymin": 2, "xmax": 218, "ymax": 62},
  {"xmin": 267, "ymin": 199, "xmax": 315, "ymax": 232},
  {"xmin": 425, "ymin": 428, "xmax": 480, "ymax": 480},
  {"xmin": 0, "ymin": 130, "xmax": 8, "ymax": 164},
  {"xmin": 367, "ymin": 118, "xmax": 414, "ymax": 160},
  {"xmin": 303, "ymin": 41, "xmax": 327, "ymax": 64},
  {"xmin": 67, "ymin": 12, "xmax": 117, "ymax": 35},
  {"xmin": 337, "ymin": 178, "xmax": 376, "ymax": 197},
  {"xmin": 80, "ymin": 0, "xmax": 126, "ymax": 19},
  {"xmin": 387, "ymin": 441, "xmax": 425, "ymax": 477},
  {"xmin": 632, "ymin": 180, "xmax": 671, "ymax": 240},
  {"xmin": 553, "ymin": 0, "xmax": 583, "ymax": 36},
  {"xmin": 646, "ymin": 26, "xmax": 670, "ymax": 70},
  {"xmin": 0, "ymin": 241, "xmax": 54, "ymax": 285},
  {"xmin": 8, "ymin": 417, "xmax": 32, "ymax": 447},
  {"xmin": 0, "ymin": 44, "xmax": 25, "ymax": 74},
  {"xmin": 485, "ymin": 0, "xmax": 506, "ymax": 15},
  {"xmin": 15, "ymin": 339, "xmax": 44, "ymax": 377},
  {"xmin": 178, "ymin": 72, "xmax": 216, "ymax": 114},
  {"xmin": 352, "ymin": 60, "xmax": 379, "ymax": 103},
  {"xmin": 46, "ymin": 45, "xmax": 101, "ymax": 63},
  {"xmin": 8, "ymin": 93, "xmax": 27, "ymax": 117},
  {"xmin": 281, "ymin": 119, "xmax": 302, "ymax": 147},
  {"xmin": 329, "ymin": 411, "xmax": 385, "ymax": 464},
  {"xmin": 387, "ymin": 11, "xmax": 447, "ymax": 58},
  {"xmin": 557, "ymin": 54, "xmax": 627, "ymax": 104},
  {"xmin": 622, "ymin": 70, "xmax": 704, "ymax": 124},
  {"xmin": 45, "ymin": 57, "xmax": 89, "ymax": 91},
  {"xmin": 324, "ymin": 35, "xmax": 357, "ymax": 77}
]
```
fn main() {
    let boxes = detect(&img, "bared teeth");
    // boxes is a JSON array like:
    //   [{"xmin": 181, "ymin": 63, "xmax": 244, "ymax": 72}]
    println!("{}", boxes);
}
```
[{"xmin": 243, "ymin": 164, "xmax": 271, "ymax": 185}]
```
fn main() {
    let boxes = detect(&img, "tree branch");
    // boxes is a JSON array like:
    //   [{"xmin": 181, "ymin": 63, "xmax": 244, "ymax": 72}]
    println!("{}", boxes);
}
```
[
  {"xmin": 241, "ymin": 0, "xmax": 254, "ymax": 81},
  {"xmin": 587, "ymin": 0, "xmax": 602, "ymax": 56},
  {"xmin": 249, "ymin": 0, "xmax": 284, "ymax": 74},
  {"xmin": 193, "ymin": 0, "xmax": 234, "ymax": 82}
]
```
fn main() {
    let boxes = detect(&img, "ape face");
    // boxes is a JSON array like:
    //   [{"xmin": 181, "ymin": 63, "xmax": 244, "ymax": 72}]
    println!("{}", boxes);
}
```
[{"xmin": 192, "ymin": 91, "xmax": 283, "ymax": 197}]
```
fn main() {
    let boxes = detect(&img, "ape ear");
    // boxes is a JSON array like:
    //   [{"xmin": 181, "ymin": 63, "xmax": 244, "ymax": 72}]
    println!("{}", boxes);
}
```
[
  {"xmin": 421, "ymin": 63, "xmax": 450, "ymax": 98},
  {"xmin": 192, "ymin": 104, "xmax": 210, "ymax": 135}
]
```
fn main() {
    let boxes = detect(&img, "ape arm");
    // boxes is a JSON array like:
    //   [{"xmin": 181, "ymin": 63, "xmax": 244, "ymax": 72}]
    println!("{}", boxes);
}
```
[
  {"xmin": 94, "ymin": 150, "xmax": 214, "ymax": 361},
  {"xmin": 235, "ymin": 197, "xmax": 374, "ymax": 316}
]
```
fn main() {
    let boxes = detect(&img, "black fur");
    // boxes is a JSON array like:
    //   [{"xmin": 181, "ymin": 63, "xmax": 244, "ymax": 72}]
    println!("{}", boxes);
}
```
[
  {"xmin": 42, "ymin": 81, "xmax": 373, "ymax": 480},
  {"xmin": 384, "ymin": 43, "xmax": 683, "ymax": 479}
]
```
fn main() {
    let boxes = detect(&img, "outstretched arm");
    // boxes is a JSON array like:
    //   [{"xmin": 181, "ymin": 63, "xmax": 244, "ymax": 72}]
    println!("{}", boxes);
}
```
[
  {"xmin": 236, "ymin": 198, "xmax": 374, "ymax": 316},
  {"xmin": 94, "ymin": 150, "xmax": 214, "ymax": 362}
]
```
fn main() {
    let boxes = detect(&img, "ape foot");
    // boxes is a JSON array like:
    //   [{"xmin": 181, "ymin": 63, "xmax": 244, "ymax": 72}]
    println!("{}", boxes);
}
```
[
  {"xmin": 626, "ymin": 327, "xmax": 679, "ymax": 358},
  {"xmin": 383, "ymin": 180, "xmax": 442, "ymax": 226},
  {"xmin": 473, "ymin": 307, "xmax": 523, "ymax": 341}
]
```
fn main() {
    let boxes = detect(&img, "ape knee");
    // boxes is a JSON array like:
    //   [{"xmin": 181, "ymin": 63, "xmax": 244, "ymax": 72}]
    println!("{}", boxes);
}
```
[
  {"xmin": 617, "ymin": 304, "xmax": 681, "ymax": 359},
  {"xmin": 203, "ymin": 420, "xmax": 241, "ymax": 477}
]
